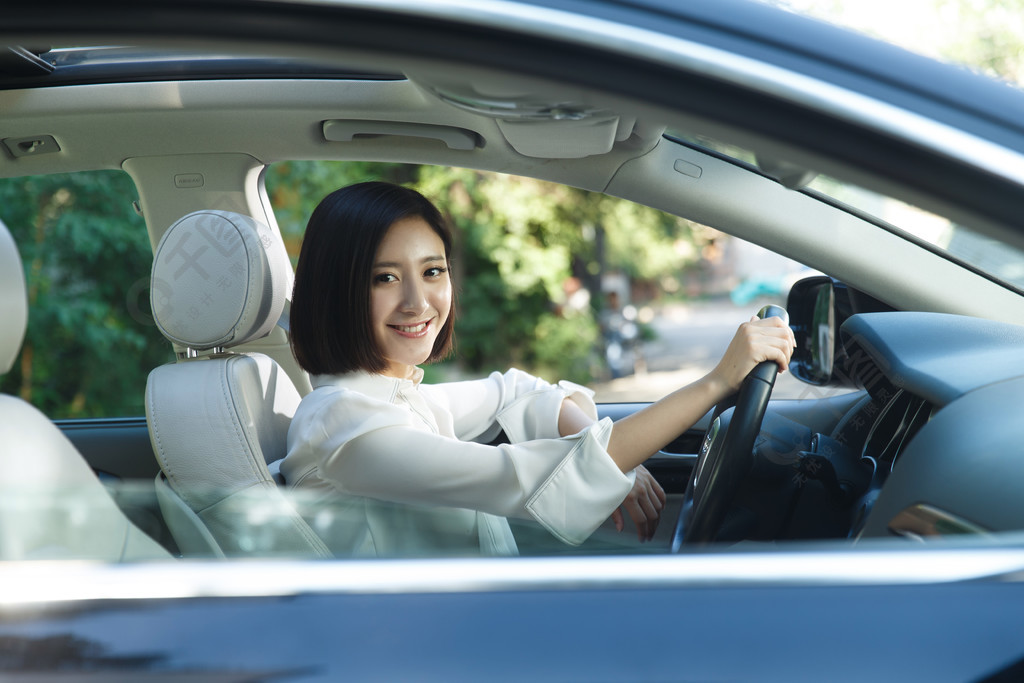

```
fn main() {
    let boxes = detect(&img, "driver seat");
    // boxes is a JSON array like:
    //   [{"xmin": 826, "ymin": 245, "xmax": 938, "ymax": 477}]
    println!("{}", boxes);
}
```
[
  {"xmin": 145, "ymin": 210, "xmax": 330, "ymax": 558},
  {"xmin": 0, "ymin": 217, "xmax": 169, "ymax": 561}
]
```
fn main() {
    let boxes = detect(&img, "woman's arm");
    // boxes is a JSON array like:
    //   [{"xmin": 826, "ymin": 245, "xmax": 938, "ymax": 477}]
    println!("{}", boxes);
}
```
[
  {"xmin": 556, "ymin": 316, "xmax": 793, "ymax": 542},
  {"xmin": 287, "ymin": 386, "xmax": 633, "ymax": 546},
  {"xmin": 605, "ymin": 316, "xmax": 794, "ymax": 473},
  {"xmin": 560, "ymin": 316, "xmax": 795, "ymax": 473}
]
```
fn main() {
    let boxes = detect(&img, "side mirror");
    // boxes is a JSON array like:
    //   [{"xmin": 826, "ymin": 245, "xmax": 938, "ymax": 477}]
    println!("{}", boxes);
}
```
[
  {"xmin": 786, "ymin": 276, "xmax": 837, "ymax": 385},
  {"xmin": 787, "ymin": 276, "xmax": 893, "ymax": 387}
]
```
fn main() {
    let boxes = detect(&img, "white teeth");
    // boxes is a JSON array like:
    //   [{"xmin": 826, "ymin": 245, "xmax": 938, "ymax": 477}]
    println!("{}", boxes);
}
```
[{"xmin": 394, "ymin": 322, "xmax": 426, "ymax": 333}]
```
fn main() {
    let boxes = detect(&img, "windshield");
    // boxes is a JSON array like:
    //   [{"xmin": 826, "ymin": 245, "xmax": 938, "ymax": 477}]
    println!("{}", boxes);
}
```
[
  {"xmin": 805, "ymin": 176, "xmax": 1024, "ymax": 290},
  {"xmin": 668, "ymin": 132, "xmax": 1024, "ymax": 293}
]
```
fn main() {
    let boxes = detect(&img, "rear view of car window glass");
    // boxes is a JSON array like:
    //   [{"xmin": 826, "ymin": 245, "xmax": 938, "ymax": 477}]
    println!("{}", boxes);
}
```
[
  {"xmin": 0, "ymin": 171, "xmax": 172, "ymax": 419},
  {"xmin": 267, "ymin": 161, "xmax": 812, "ymax": 404}
]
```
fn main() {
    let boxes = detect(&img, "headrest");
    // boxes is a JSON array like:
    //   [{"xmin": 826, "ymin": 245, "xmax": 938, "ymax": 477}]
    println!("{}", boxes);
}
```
[
  {"xmin": 0, "ymin": 218, "xmax": 28, "ymax": 375},
  {"xmin": 151, "ymin": 211, "xmax": 291, "ymax": 351}
]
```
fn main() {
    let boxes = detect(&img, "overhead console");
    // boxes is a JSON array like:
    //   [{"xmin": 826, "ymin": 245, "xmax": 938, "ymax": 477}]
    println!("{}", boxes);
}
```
[{"xmin": 409, "ymin": 71, "xmax": 662, "ymax": 159}]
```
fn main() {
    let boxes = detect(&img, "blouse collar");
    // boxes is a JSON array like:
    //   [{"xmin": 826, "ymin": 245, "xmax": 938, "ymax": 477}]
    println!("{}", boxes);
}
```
[{"xmin": 311, "ymin": 366, "xmax": 425, "ymax": 402}]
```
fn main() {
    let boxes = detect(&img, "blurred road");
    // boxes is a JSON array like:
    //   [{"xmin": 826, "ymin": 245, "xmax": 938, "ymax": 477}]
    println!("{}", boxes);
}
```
[{"xmin": 591, "ymin": 297, "xmax": 824, "ymax": 403}]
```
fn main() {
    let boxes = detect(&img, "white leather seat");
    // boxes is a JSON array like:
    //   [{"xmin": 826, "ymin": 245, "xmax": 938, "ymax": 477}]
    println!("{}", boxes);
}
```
[
  {"xmin": 0, "ymin": 218, "xmax": 169, "ymax": 561},
  {"xmin": 146, "ymin": 210, "xmax": 330, "ymax": 558}
]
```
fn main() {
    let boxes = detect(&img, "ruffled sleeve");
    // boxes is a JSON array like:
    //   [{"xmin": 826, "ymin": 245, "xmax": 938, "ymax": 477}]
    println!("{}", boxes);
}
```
[
  {"xmin": 284, "ymin": 382, "xmax": 633, "ymax": 546},
  {"xmin": 423, "ymin": 368, "xmax": 600, "ymax": 443}
]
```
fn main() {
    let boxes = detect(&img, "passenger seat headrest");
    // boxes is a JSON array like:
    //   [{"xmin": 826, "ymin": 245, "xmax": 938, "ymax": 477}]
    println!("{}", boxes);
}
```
[
  {"xmin": 151, "ymin": 211, "xmax": 291, "ymax": 351},
  {"xmin": 0, "ymin": 218, "xmax": 28, "ymax": 375}
]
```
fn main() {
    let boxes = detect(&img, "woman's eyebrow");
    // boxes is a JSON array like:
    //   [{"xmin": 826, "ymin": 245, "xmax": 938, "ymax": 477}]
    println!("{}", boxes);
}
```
[{"xmin": 373, "ymin": 255, "xmax": 446, "ymax": 268}]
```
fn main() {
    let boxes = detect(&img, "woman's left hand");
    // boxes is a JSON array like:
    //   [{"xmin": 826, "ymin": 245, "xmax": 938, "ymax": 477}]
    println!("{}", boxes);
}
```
[{"xmin": 612, "ymin": 465, "xmax": 667, "ymax": 542}]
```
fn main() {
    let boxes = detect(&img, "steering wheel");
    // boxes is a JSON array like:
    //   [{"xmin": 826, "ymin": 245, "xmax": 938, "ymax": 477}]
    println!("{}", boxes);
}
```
[{"xmin": 671, "ymin": 305, "xmax": 789, "ymax": 549}]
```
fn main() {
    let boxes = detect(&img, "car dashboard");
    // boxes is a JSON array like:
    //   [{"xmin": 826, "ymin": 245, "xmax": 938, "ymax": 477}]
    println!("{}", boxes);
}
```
[{"xmin": 838, "ymin": 312, "xmax": 1024, "ymax": 539}]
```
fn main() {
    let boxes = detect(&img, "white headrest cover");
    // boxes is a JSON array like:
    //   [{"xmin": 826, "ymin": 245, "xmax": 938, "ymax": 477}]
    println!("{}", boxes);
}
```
[
  {"xmin": 0, "ymin": 218, "xmax": 28, "ymax": 375},
  {"xmin": 151, "ymin": 211, "xmax": 291, "ymax": 350}
]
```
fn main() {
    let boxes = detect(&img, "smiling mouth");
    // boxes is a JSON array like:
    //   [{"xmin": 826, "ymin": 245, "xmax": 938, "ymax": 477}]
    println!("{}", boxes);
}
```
[{"xmin": 389, "ymin": 320, "xmax": 431, "ymax": 337}]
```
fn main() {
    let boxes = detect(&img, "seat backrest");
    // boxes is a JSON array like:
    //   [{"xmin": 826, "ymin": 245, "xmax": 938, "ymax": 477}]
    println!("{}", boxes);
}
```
[
  {"xmin": 0, "ymin": 217, "xmax": 169, "ymax": 561},
  {"xmin": 146, "ymin": 210, "xmax": 330, "ymax": 558}
]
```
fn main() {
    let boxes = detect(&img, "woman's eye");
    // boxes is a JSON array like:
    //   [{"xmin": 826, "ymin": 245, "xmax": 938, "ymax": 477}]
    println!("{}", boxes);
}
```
[
  {"xmin": 425, "ymin": 266, "xmax": 448, "ymax": 278},
  {"xmin": 374, "ymin": 273, "xmax": 397, "ymax": 284}
]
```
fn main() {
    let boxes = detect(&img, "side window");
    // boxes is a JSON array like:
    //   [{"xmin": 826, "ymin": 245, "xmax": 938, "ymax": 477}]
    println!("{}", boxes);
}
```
[
  {"xmin": 266, "ymin": 162, "xmax": 814, "ymax": 403},
  {"xmin": 0, "ymin": 171, "xmax": 172, "ymax": 419},
  {"xmin": 585, "ymin": 232, "xmax": 813, "ymax": 403}
]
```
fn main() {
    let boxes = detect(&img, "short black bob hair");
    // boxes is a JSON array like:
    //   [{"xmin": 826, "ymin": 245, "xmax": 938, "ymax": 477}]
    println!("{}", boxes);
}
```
[{"xmin": 290, "ymin": 181, "xmax": 455, "ymax": 376}]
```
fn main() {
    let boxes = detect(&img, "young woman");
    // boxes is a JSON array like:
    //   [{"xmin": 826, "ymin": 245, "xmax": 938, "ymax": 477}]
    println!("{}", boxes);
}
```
[{"xmin": 282, "ymin": 181, "xmax": 795, "ymax": 557}]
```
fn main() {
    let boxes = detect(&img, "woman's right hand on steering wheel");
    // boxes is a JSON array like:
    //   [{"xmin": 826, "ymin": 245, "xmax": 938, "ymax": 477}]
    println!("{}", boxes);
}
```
[
  {"xmin": 708, "ymin": 316, "xmax": 796, "ymax": 395},
  {"xmin": 602, "ymin": 312, "xmax": 796, "ymax": 479}
]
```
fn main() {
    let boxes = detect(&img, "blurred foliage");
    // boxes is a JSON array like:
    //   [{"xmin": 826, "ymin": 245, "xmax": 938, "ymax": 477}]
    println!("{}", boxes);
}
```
[
  {"xmin": 0, "ymin": 171, "xmax": 172, "ymax": 418},
  {"xmin": 773, "ymin": 0, "xmax": 1024, "ymax": 86},
  {"xmin": 416, "ymin": 167, "xmax": 585, "ymax": 377},
  {"xmin": 935, "ymin": 0, "xmax": 1024, "ymax": 84},
  {"xmin": 266, "ymin": 160, "xmax": 416, "ymax": 260}
]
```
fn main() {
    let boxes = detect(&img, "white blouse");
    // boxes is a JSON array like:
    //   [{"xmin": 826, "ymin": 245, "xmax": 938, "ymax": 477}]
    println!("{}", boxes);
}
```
[{"xmin": 281, "ymin": 367, "xmax": 634, "ymax": 557}]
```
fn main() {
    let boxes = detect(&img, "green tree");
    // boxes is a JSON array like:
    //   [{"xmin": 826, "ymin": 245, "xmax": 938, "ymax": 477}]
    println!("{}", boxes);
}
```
[
  {"xmin": 0, "ymin": 171, "xmax": 172, "ymax": 418},
  {"xmin": 416, "ymin": 167, "xmax": 585, "ymax": 380},
  {"xmin": 265, "ymin": 160, "xmax": 416, "ymax": 259},
  {"xmin": 414, "ymin": 166, "xmax": 695, "ymax": 383}
]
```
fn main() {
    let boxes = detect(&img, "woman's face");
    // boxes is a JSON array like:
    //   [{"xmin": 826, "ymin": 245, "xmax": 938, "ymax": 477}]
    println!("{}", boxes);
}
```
[{"xmin": 370, "ymin": 216, "xmax": 452, "ymax": 378}]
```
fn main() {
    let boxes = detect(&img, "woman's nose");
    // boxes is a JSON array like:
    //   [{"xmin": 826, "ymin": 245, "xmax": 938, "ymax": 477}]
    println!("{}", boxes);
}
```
[{"xmin": 400, "ymin": 279, "xmax": 428, "ymax": 313}]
